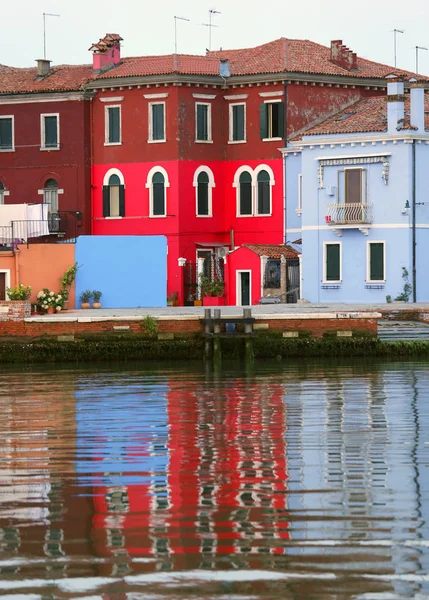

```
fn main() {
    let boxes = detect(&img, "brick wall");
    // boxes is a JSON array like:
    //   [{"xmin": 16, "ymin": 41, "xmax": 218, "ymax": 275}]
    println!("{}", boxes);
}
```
[{"xmin": 0, "ymin": 301, "xmax": 31, "ymax": 322}]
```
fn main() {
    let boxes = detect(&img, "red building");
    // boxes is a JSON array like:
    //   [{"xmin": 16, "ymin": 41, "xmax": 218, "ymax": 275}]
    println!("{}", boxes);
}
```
[
  {"xmin": 0, "ymin": 60, "xmax": 93, "ymax": 236},
  {"xmin": 88, "ymin": 35, "xmax": 416, "ymax": 305}
]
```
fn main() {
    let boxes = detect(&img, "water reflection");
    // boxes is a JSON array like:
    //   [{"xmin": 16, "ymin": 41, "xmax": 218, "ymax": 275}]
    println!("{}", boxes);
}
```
[{"xmin": 0, "ymin": 360, "xmax": 427, "ymax": 598}]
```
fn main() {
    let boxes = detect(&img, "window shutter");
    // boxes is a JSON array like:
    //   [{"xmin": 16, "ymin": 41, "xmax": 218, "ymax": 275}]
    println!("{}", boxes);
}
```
[
  {"xmin": 326, "ymin": 244, "xmax": 340, "ymax": 281},
  {"xmin": 197, "ymin": 104, "xmax": 208, "ymax": 140},
  {"xmin": 260, "ymin": 103, "xmax": 268, "ymax": 139},
  {"xmin": 233, "ymin": 105, "xmax": 245, "ymax": 141},
  {"xmin": 152, "ymin": 104, "xmax": 164, "ymax": 140},
  {"xmin": 370, "ymin": 243, "xmax": 384, "ymax": 281},
  {"xmin": 109, "ymin": 107, "xmax": 120, "ymax": 143},
  {"xmin": 45, "ymin": 116, "xmax": 58, "ymax": 147},
  {"xmin": 277, "ymin": 102, "xmax": 285, "ymax": 139},
  {"xmin": 119, "ymin": 185, "xmax": 125, "ymax": 217},
  {"xmin": 345, "ymin": 170, "xmax": 362, "ymax": 204},
  {"xmin": 102, "ymin": 186, "xmax": 110, "ymax": 217},
  {"xmin": 0, "ymin": 119, "xmax": 12, "ymax": 149},
  {"xmin": 239, "ymin": 173, "xmax": 252, "ymax": 215}
]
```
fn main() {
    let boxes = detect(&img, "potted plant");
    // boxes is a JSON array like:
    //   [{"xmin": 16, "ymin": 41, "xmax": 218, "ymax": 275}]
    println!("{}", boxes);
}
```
[
  {"xmin": 92, "ymin": 290, "xmax": 102, "ymax": 309},
  {"xmin": 79, "ymin": 289, "xmax": 93, "ymax": 309},
  {"xmin": 201, "ymin": 277, "xmax": 226, "ymax": 307},
  {"xmin": 36, "ymin": 288, "xmax": 66, "ymax": 314},
  {"xmin": 6, "ymin": 283, "xmax": 32, "ymax": 301}
]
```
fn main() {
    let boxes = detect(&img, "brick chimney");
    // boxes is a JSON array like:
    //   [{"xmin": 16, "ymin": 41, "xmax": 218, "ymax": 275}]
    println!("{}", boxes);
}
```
[
  {"xmin": 386, "ymin": 74, "xmax": 405, "ymax": 133},
  {"xmin": 36, "ymin": 59, "xmax": 51, "ymax": 77},
  {"xmin": 89, "ymin": 33, "xmax": 123, "ymax": 74},
  {"xmin": 330, "ymin": 40, "xmax": 358, "ymax": 71},
  {"xmin": 409, "ymin": 78, "xmax": 425, "ymax": 133}
]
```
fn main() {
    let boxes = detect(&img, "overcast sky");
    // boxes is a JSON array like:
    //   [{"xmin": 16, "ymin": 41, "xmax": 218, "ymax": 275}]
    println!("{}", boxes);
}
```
[{"xmin": 2, "ymin": 0, "xmax": 429, "ymax": 74}]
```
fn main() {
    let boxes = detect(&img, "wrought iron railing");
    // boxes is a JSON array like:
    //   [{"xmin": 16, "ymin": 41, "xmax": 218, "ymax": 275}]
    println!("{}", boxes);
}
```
[
  {"xmin": 325, "ymin": 203, "xmax": 373, "ymax": 225},
  {"xmin": 0, "ymin": 212, "xmax": 78, "ymax": 249}
]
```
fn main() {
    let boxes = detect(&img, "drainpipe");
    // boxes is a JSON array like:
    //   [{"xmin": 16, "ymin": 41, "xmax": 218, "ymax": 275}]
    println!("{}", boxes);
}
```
[
  {"xmin": 412, "ymin": 140, "xmax": 417, "ymax": 302},
  {"xmin": 283, "ymin": 81, "xmax": 288, "ymax": 244}
]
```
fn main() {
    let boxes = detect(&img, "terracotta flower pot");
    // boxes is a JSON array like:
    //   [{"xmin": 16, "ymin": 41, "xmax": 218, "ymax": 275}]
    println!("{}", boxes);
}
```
[
  {"xmin": 92, "ymin": 302, "xmax": 102, "ymax": 309},
  {"xmin": 81, "ymin": 302, "xmax": 91, "ymax": 309},
  {"xmin": 47, "ymin": 306, "xmax": 55, "ymax": 314}
]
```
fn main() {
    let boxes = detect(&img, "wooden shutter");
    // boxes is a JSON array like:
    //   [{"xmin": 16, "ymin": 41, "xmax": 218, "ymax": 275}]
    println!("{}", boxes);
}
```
[
  {"xmin": 0, "ymin": 119, "xmax": 12, "ymax": 149},
  {"xmin": 233, "ymin": 105, "xmax": 245, "ymax": 141},
  {"xmin": 239, "ymin": 172, "xmax": 252, "ymax": 215},
  {"xmin": 45, "ymin": 116, "xmax": 58, "ymax": 147},
  {"xmin": 152, "ymin": 104, "xmax": 164, "ymax": 140},
  {"xmin": 260, "ymin": 103, "xmax": 268, "ymax": 139},
  {"xmin": 345, "ymin": 170, "xmax": 362, "ymax": 204},
  {"xmin": 197, "ymin": 172, "xmax": 209, "ymax": 215},
  {"xmin": 102, "ymin": 186, "xmax": 110, "ymax": 217},
  {"xmin": 326, "ymin": 244, "xmax": 340, "ymax": 281},
  {"xmin": 109, "ymin": 107, "xmax": 120, "ymax": 143},
  {"xmin": 196, "ymin": 104, "xmax": 208, "ymax": 140},
  {"xmin": 275, "ymin": 102, "xmax": 285, "ymax": 138},
  {"xmin": 370, "ymin": 243, "xmax": 384, "ymax": 281},
  {"xmin": 119, "ymin": 185, "xmax": 125, "ymax": 217}
]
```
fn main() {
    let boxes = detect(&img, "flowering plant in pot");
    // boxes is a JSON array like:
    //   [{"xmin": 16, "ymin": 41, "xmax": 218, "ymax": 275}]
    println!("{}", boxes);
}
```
[
  {"xmin": 36, "ymin": 288, "xmax": 66, "ymax": 314},
  {"xmin": 79, "ymin": 289, "xmax": 93, "ymax": 309},
  {"xmin": 92, "ymin": 290, "xmax": 102, "ymax": 309},
  {"xmin": 6, "ymin": 283, "xmax": 32, "ymax": 301}
]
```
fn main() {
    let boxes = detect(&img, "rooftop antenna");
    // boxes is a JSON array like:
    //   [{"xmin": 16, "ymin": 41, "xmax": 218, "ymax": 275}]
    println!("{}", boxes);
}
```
[
  {"xmin": 174, "ymin": 16, "xmax": 190, "ymax": 54},
  {"xmin": 43, "ymin": 12, "xmax": 60, "ymax": 60},
  {"xmin": 390, "ymin": 28, "xmax": 404, "ymax": 68},
  {"xmin": 415, "ymin": 45, "xmax": 428, "ymax": 74},
  {"xmin": 202, "ymin": 9, "xmax": 221, "ymax": 51}
]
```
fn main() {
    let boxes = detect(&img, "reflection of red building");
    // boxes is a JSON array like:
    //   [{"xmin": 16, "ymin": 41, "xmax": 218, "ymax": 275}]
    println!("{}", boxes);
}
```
[{"xmin": 87, "ymin": 376, "xmax": 289, "ymax": 569}]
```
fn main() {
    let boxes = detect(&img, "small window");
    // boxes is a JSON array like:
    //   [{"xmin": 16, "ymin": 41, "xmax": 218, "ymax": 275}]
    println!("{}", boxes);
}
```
[
  {"xmin": 103, "ymin": 173, "xmax": 125, "ymax": 217},
  {"xmin": 152, "ymin": 172, "xmax": 166, "ymax": 216},
  {"xmin": 0, "ymin": 182, "xmax": 4, "ymax": 205},
  {"xmin": 325, "ymin": 243, "xmax": 341, "ymax": 282},
  {"xmin": 257, "ymin": 170, "xmax": 271, "ymax": 215},
  {"xmin": 230, "ymin": 103, "xmax": 245, "ymax": 142},
  {"xmin": 368, "ymin": 242, "xmax": 385, "ymax": 282},
  {"xmin": 264, "ymin": 259, "xmax": 281, "ymax": 288},
  {"xmin": 238, "ymin": 171, "xmax": 252, "ymax": 216},
  {"xmin": 197, "ymin": 171, "xmax": 209, "ymax": 216},
  {"xmin": 106, "ymin": 106, "xmax": 121, "ymax": 144},
  {"xmin": 0, "ymin": 117, "xmax": 13, "ymax": 150},
  {"xmin": 260, "ymin": 101, "xmax": 284, "ymax": 140},
  {"xmin": 149, "ymin": 103, "xmax": 165, "ymax": 142},
  {"xmin": 196, "ymin": 103, "xmax": 211, "ymax": 142},
  {"xmin": 41, "ymin": 114, "xmax": 59, "ymax": 149}
]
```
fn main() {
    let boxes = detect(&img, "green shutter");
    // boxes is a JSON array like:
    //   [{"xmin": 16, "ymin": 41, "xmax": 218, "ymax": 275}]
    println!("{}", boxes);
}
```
[
  {"xmin": 119, "ymin": 185, "xmax": 125, "ymax": 217},
  {"xmin": 0, "ymin": 119, "xmax": 12, "ymax": 149},
  {"xmin": 239, "ymin": 172, "xmax": 252, "ymax": 215},
  {"xmin": 276, "ymin": 102, "xmax": 285, "ymax": 139},
  {"xmin": 197, "ymin": 172, "xmax": 209, "ymax": 215},
  {"xmin": 152, "ymin": 104, "xmax": 165, "ymax": 141},
  {"xmin": 102, "ymin": 186, "xmax": 110, "ymax": 217},
  {"xmin": 109, "ymin": 107, "xmax": 120, "ymax": 143},
  {"xmin": 326, "ymin": 244, "xmax": 340, "ymax": 281},
  {"xmin": 260, "ymin": 103, "xmax": 268, "ymax": 139},
  {"xmin": 370, "ymin": 243, "xmax": 384, "ymax": 281},
  {"xmin": 233, "ymin": 105, "xmax": 245, "ymax": 141},
  {"xmin": 196, "ymin": 104, "xmax": 208, "ymax": 140},
  {"xmin": 44, "ymin": 116, "xmax": 58, "ymax": 147}
]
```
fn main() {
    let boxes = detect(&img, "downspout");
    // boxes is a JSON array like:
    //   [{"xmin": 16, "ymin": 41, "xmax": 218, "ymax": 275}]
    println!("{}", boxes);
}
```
[
  {"xmin": 283, "ymin": 81, "xmax": 288, "ymax": 244},
  {"xmin": 89, "ymin": 96, "xmax": 94, "ymax": 236},
  {"xmin": 412, "ymin": 140, "xmax": 417, "ymax": 302}
]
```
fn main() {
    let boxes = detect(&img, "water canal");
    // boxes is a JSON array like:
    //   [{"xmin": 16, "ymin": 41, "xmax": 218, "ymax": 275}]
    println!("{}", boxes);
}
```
[{"xmin": 0, "ymin": 359, "xmax": 428, "ymax": 599}]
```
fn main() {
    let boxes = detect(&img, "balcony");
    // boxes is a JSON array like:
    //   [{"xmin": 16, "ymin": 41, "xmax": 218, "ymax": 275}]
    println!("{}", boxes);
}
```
[
  {"xmin": 0, "ymin": 211, "xmax": 78, "ymax": 250},
  {"xmin": 325, "ymin": 203, "xmax": 373, "ymax": 233}
]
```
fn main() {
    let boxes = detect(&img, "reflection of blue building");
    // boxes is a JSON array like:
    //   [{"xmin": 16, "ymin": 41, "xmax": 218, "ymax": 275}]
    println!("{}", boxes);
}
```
[
  {"xmin": 75, "ymin": 377, "xmax": 170, "ymax": 489},
  {"xmin": 283, "ymin": 76, "xmax": 429, "ymax": 302}
]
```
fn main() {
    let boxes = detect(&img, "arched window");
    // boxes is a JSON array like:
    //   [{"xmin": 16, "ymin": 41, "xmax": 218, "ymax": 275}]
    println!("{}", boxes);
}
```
[
  {"xmin": 257, "ymin": 170, "xmax": 271, "ymax": 215},
  {"xmin": 197, "ymin": 171, "xmax": 209, "ymax": 216},
  {"xmin": 238, "ymin": 171, "xmax": 252, "ymax": 216},
  {"xmin": 103, "ymin": 172, "xmax": 125, "ymax": 218},
  {"xmin": 0, "ymin": 182, "xmax": 4, "ymax": 205},
  {"xmin": 152, "ymin": 172, "xmax": 165, "ymax": 216}
]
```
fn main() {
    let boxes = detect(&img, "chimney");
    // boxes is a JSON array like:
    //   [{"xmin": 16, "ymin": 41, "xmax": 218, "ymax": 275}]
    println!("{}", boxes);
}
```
[
  {"xmin": 36, "ymin": 59, "xmax": 51, "ymax": 77},
  {"xmin": 386, "ymin": 74, "xmax": 405, "ymax": 133},
  {"xmin": 409, "ymin": 78, "xmax": 425, "ymax": 133},
  {"xmin": 89, "ymin": 33, "xmax": 123, "ymax": 74},
  {"xmin": 330, "ymin": 40, "xmax": 358, "ymax": 71}
]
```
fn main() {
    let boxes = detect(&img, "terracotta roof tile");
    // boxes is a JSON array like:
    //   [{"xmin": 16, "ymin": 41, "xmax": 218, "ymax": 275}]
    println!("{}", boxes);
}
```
[
  {"xmin": 0, "ymin": 64, "xmax": 93, "ymax": 94},
  {"xmin": 95, "ymin": 54, "xmax": 221, "ymax": 79},
  {"xmin": 297, "ymin": 95, "xmax": 429, "ymax": 137},
  {"xmin": 243, "ymin": 244, "xmax": 300, "ymax": 259}
]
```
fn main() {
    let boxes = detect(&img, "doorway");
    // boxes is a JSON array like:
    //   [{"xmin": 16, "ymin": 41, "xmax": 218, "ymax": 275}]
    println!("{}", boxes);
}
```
[
  {"xmin": 237, "ymin": 270, "xmax": 251, "ymax": 306},
  {"xmin": 0, "ymin": 272, "xmax": 6, "ymax": 301}
]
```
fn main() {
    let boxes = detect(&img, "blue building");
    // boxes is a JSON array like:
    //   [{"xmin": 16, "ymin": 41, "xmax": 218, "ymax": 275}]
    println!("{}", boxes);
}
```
[{"xmin": 283, "ymin": 76, "xmax": 429, "ymax": 303}]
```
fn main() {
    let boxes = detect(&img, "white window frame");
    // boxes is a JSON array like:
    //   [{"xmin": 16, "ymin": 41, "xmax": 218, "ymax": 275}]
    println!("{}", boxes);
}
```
[
  {"xmin": 148, "ymin": 101, "xmax": 166, "ymax": 143},
  {"xmin": 297, "ymin": 174, "xmax": 303, "ymax": 215},
  {"xmin": 262, "ymin": 99, "xmax": 283, "ymax": 142},
  {"xmin": 323, "ymin": 241, "xmax": 342, "ymax": 283},
  {"xmin": 0, "ymin": 116, "xmax": 15, "ymax": 152},
  {"xmin": 254, "ymin": 164, "xmax": 274, "ymax": 217},
  {"xmin": 104, "ymin": 105, "xmax": 122, "ymax": 146},
  {"xmin": 146, "ymin": 166, "xmax": 170, "ymax": 218},
  {"xmin": 0, "ymin": 269, "xmax": 11, "ymax": 300},
  {"xmin": 228, "ymin": 102, "xmax": 246, "ymax": 144},
  {"xmin": 366, "ymin": 240, "xmax": 386, "ymax": 283},
  {"xmin": 195, "ymin": 102, "xmax": 212, "ymax": 143},
  {"xmin": 40, "ymin": 113, "xmax": 59, "ymax": 150},
  {"xmin": 102, "ymin": 168, "xmax": 125, "ymax": 220},
  {"xmin": 236, "ymin": 270, "xmax": 252, "ymax": 306},
  {"xmin": 193, "ymin": 166, "xmax": 215, "ymax": 218},
  {"xmin": 233, "ymin": 166, "xmax": 254, "ymax": 218}
]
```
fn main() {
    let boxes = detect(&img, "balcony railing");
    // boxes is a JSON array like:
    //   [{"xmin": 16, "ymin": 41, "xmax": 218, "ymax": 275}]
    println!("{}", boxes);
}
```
[
  {"xmin": 0, "ymin": 212, "xmax": 78, "ymax": 249},
  {"xmin": 325, "ymin": 203, "xmax": 373, "ymax": 226}
]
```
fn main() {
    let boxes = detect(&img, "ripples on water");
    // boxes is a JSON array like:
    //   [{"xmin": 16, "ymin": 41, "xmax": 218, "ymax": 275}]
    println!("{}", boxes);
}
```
[{"xmin": 0, "ymin": 359, "xmax": 428, "ymax": 599}]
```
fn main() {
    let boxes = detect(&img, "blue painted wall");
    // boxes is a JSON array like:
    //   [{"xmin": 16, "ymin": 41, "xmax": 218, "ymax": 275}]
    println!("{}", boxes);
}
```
[{"xmin": 75, "ymin": 235, "xmax": 167, "ymax": 308}]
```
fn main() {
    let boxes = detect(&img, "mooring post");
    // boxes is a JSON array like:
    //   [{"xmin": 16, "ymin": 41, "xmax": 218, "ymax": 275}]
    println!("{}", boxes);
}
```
[
  {"xmin": 213, "ymin": 308, "xmax": 222, "ymax": 365},
  {"xmin": 204, "ymin": 308, "xmax": 212, "ymax": 361},
  {"xmin": 243, "ymin": 307, "xmax": 254, "ymax": 363}
]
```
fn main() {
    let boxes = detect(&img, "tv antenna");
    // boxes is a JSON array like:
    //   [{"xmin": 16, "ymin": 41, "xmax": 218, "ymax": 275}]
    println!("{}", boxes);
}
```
[
  {"xmin": 202, "ymin": 9, "xmax": 221, "ymax": 51},
  {"xmin": 43, "ymin": 12, "xmax": 60, "ymax": 60},
  {"xmin": 415, "ymin": 45, "xmax": 428, "ymax": 74},
  {"xmin": 174, "ymin": 16, "xmax": 190, "ymax": 54},
  {"xmin": 390, "ymin": 28, "xmax": 404, "ymax": 68}
]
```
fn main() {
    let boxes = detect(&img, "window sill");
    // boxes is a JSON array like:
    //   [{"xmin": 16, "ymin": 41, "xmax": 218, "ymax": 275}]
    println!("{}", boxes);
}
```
[
  {"xmin": 104, "ymin": 142, "xmax": 122, "ymax": 146},
  {"xmin": 40, "ymin": 146, "xmax": 60, "ymax": 151},
  {"xmin": 228, "ymin": 140, "xmax": 247, "ymax": 144},
  {"xmin": 262, "ymin": 137, "xmax": 283, "ymax": 142},
  {"xmin": 104, "ymin": 216, "xmax": 123, "ymax": 220},
  {"xmin": 0, "ymin": 148, "xmax": 15, "ymax": 153},
  {"xmin": 195, "ymin": 139, "xmax": 213, "ymax": 144},
  {"xmin": 322, "ymin": 281, "xmax": 342, "ymax": 285},
  {"xmin": 149, "ymin": 214, "xmax": 167, "ymax": 218},
  {"xmin": 148, "ymin": 139, "xmax": 167, "ymax": 144},
  {"xmin": 196, "ymin": 214, "xmax": 213, "ymax": 218},
  {"xmin": 366, "ymin": 280, "xmax": 386, "ymax": 285}
]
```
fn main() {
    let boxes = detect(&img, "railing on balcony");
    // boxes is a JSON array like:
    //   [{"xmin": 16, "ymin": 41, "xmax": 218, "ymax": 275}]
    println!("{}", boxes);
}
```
[
  {"xmin": 325, "ymin": 203, "xmax": 373, "ymax": 226},
  {"xmin": 0, "ymin": 211, "xmax": 78, "ymax": 250}
]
